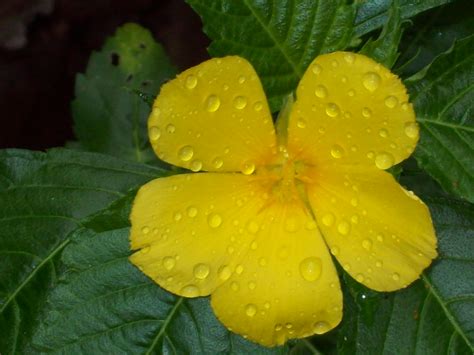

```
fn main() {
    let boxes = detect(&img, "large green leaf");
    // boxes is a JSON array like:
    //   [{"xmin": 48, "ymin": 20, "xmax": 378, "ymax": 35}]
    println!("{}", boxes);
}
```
[
  {"xmin": 32, "ymin": 194, "xmax": 287, "ymax": 354},
  {"xmin": 337, "ymin": 196, "xmax": 474, "ymax": 354},
  {"xmin": 0, "ymin": 149, "xmax": 165, "ymax": 354},
  {"xmin": 406, "ymin": 35, "xmax": 474, "ymax": 202},
  {"xmin": 186, "ymin": 0, "xmax": 356, "ymax": 112},
  {"xmin": 72, "ymin": 23, "xmax": 176, "ymax": 163},
  {"xmin": 354, "ymin": 0, "xmax": 455, "ymax": 37}
]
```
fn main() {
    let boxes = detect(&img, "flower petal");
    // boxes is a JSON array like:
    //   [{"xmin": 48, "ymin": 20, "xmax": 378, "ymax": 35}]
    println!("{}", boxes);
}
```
[
  {"xmin": 148, "ymin": 56, "xmax": 276, "ymax": 173},
  {"xmin": 307, "ymin": 165, "xmax": 437, "ymax": 291},
  {"xmin": 287, "ymin": 52, "xmax": 418, "ymax": 170},
  {"xmin": 130, "ymin": 172, "xmax": 277, "ymax": 296},
  {"xmin": 210, "ymin": 200, "xmax": 342, "ymax": 347}
]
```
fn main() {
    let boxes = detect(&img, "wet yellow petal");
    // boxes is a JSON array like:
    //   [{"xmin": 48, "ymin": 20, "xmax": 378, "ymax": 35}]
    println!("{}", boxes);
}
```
[
  {"xmin": 148, "ymin": 56, "xmax": 276, "ymax": 172},
  {"xmin": 287, "ymin": 52, "xmax": 418, "ymax": 170},
  {"xmin": 130, "ymin": 172, "xmax": 277, "ymax": 296},
  {"xmin": 307, "ymin": 165, "xmax": 437, "ymax": 291},
  {"xmin": 211, "ymin": 200, "xmax": 342, "ymax": 347}
]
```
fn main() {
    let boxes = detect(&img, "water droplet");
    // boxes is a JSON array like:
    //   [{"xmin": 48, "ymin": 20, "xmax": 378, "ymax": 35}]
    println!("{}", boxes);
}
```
[
  {"xmin": 213, "ymin": 157, "xmax": 224, "ymax": 169},
  {"xmin": 264, "ymin": 302, "xmax": 271, "ymax": 309},
  {"xmin": 205, "ymin": 95, "xmax": 221, "ymax": 112},
  {"xmin": 193, "ymin": 263, "xmax": 210, "ymax": 279},
  {"xmin": 375, "ymin": 260, "xmax": 383, "ymax": 268},
  {"xmin": 344, "ymin": 53, "xmax": 355, "ymax": 64},
  {"xmin": 331, "ymin": 60, "xmax": 339, "ymax": 68},
  {"xmin": 322, "ymin": 213, "xmax": 335, "ymax": 227},
  {"xmin": 178, "ymin": 145, "xmax": 194, "ymax": 161},
  {"xmin": 275, "ymin": 324, "xmax": 283, "ymax": 331},
  {"xmin": 325, "ymin": 103, "xmax": 340, "ymax": 117},
  {"xmin": 174, "ymin": 212, "xmax": 182, "ymax": 221},
  {"xmin": 142, "ymin": 226, "xmax": 150, "ymax": 234},
  {"xmin": 392, "ymin": 273, "xmax": 400, "ymax": 281},
  {"xmin": 190, "ymin": 160, "xmax": 203, "ymax": 172},
  {"xmin": 208, "ymin": 213, "xmax": 222, "ymax": 228},
  {"xmin": 311, "ymin": 64, "xmax": 322, "ymax": 75},
  {"xmin": 180, "ymin": 284, "xmax": 199, "ymax": 297},
  {"xmin": 227, "ymin": 246, "xmax": 235, "ymax": 254},
  {"xmin": 185, "ymin": 74, "xmax": 197, "ymax": 89},
  {"xmin": 241, "ymin": 161, "xmax": 255, "ymax": 175},
  {"xmin": 313, "ymin": 321, "xmax": 330, "ymax": 334},
  {"xmin": 331, "ymin": 145, "xmax": 344, "ymax": 159},
  {"xmin": 330, "ymin": 246, "xmax": 340, "ymax": 255},
  {"xmin": 351, "ymin": 214, "xmax": 359, "ymax": 224},
  {"xmin": 363, "ymin": 72, "xmax": 381, "ymax": 92},
  {"xmin": 230, "ymin": 281, "xmax": 239, "ymax": 291},
  {"xmin": 379, "ymin": 129, "xmax": 389, "ymax": 138},
  {"xmin": 163, "ymin": 256, "xmax": 176, "ymax": 270},
  {"xmin": 166, "ymin": 124, "xmax": 176, "ymax": 133},
  {"xmin": 299, "ymin": 257, "xmax": 322, "ymax": 281},
  {"xmin": 248, "ymin": 281, "xmax": 256, "ymax": 290},
  {"xmin": 376, "ymin": 233, "xmax": 384, "ymax": 242},
  {"xmin": 250, "ymin": 241, "xmax": 258, "ymax": 250},
  {"xmin": 186, "ymin": 206, "xmax": 198, "ymax": 218},
  {"xmin": 238, "ymin": 75, "xmax": 246, "ymax": 84},
  {"xmin": 149, "ymin": 126, "xmax": 161, "ymax": 141},
  {"xmin": 337, "ymin": 220, "xmax": 351, "ymax": 235},
  {"xmin": 236, "ymin": 264, "xmax": 244, "ymax": 274},
  {"xmin": 253, "ymin": 101, "xmax": 263, "ymax": 111},
  {"xmin": 404, "ymin": 122, "xmax": 419, "ymax": 139},
  {"xmin": 356, "ymin": 274, "xmax": 365, "ymax": 282},
  {"xmin": 362, "ymin": 107, "xmax": 372, "ymax": 118},
  {"xmin": 297, "ymin": 117, "xmax": 307, "ymax": 128},
  {"xmin": 233, "ymin": 96, "xmax": 247, "ymax": 109},
  {"xmin": 141, "ymin": 246, "xmax": 151, "ymax": 254},
  {"xmin": 348, "ymin": 89, "xmax": 355, "ymax": 97},
  {"xmin": 362, "ymin": 239, "xmax": 373, "ymax": 250},
  {"xmin": 314, "ymin": 85, "xmax": 328, "ymax": 98},
  {"xmin": 258, "ymin": 257, "xmax": 267, "ymax": 266},
  {"xmin": 367, "ymin": 151, "xmax": 375, "ymax": 159},
  {"xmin": 305, "ymin": 220, "xmax": 317, "ymax": 230},
  {"xmin": 350, "ymin": 198, "xmax": 358, "ymax": 207},
  {"xmin": 384, "ymin": 95, "xmax": 398, "ymax": 108},
  {"xmin": 218, "ymin": 265, "xmax": 232, "ymax": 281},
  {"xmin": 285, "ymin": 323, "xmax": 293, "ymax": 329},
  {"xmin": 375, "ymin": 152, "xmax": 394, "ymax": 169}
]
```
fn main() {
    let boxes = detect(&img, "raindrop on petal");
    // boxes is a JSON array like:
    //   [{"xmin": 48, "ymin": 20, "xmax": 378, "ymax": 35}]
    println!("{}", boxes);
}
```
[
  {"xmin": 375, "ymin": 152, "xmax": 394, "ymax": 170},
  {"xmin": 363, "ymin": 72, "xmax": 381, "ymax": 92},
  {"xmin": 193, "ymin": 263, "xmax": 210, "ymax": 279},
  {"xmin": 205, "ymin": 95, "xmax": 221, "ymax": 112},
  {"xmin": 299, "ymin": 257, "xmax": 322, "ymax": 281},
  {"xmin": 208, "ymin": 213, "xmax": 222, "ymax": 228},
  {"xmin": 178, "ymin": 145, "xmax": 194, "ymax": 161}
]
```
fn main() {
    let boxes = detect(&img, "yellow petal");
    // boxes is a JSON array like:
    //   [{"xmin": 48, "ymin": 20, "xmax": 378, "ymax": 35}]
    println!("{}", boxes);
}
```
[
  {"xmin": 211, "ymin": 200, "xmax": 342, "ymax": 347},
  {"xmin": 287, "ymin": 52, "xmax": 418, "ymax": 170},
  {"xmin": 130, "ymin": 172, "xmax": 277, "ymax": 297},
  {"xmin": 148, "ymin": 56, "xmax": 276, "ymax": 172},
  {"xmin": 307, "ymin": 165, "xmax": 437, "ymax": 291}
]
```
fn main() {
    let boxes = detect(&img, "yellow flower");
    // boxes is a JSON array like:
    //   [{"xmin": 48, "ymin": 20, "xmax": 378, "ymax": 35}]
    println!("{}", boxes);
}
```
[{"xmin": 129, "ymin": 52, "xmax": 437, "ymax": 347}]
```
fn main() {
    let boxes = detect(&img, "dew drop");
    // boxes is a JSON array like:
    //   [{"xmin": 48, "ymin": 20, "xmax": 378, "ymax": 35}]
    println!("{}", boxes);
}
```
[
  {"xmin": 258, "ymin": 257, "xmax": 267, "ymax": 266},
  {"xmin": 311, "ymin": 64, "xmax": 322, "ymax": 75},
  {"xmin": 205, "ymin": 95, "xmax": 221, "ymax": 112},
  {"xmin": 351, "ymin": 215, "xmax": 359, "ymax": 224},
  {"xmin": 362, "ymin": 239, "xmax": 373, "ymax": 250},
  {"xmin": 331, "ymin": 145, "xmax": 344, "ymax": 159},
  {"xmin": 325, "ymin": 103, "xmax": 340, "ymax": 117},
  {"xmin": 344, "ymin": 53, "xmax": 355, "ymax": 64},
  {"xmin": 238, "ymin": 75, "xmax": 246, "ymax": 84},
  {"xmin": 218, "ymin": 265, "xmax": 232, "ymax": 281},
  {"xmin": 305, "ymin": 220, "xmax": 317, "ymax": 230},
  {"xmin": 367, "ymin": 151, "xmax": 375, "ymax": 159},
  {"xmin": 233, "ymin": 96, "xmax": 248, "ymax": 109},
  {"xmin": 174, "ymin": 212, "xmax": 182, "ymax": 221},
  {"xmin": 248, "ymin": 281, "xmax": 256, "ymax": 290},
  {"xmin": 141, "ymin": 246, "xmax": 151, "ymax": 254},
  {"xmin": 244, "ymin": 304, "xmax": 257, "ymax": 317},
  {"xmin": 314, "ymin": 85, "xmax": 328, "ymax": 98},
  {"xmin": 384, "ymin": 95, "xmax": 398, "ymax": 108},
  {"xmin": 404, "ymin": 122, "xmax": 419, "ymax": 139},
  {"xmin": 230, "ymin": 281, "xmax": 239, "ymax": 291},
  {"xmin": 356, "ymin": 274, "xmax": 365, "ymax": 282},
  {"xmin": 375, "ymin": 152, "xmax": 394, "ymax": 170},
  {"xmin": 178, "ymin": 145, "xmax": 194, "ymax": 161},
  {"xmin": 208, "ymin": 213, "xmax": 222, "ymax": 228},
  {"xmin": 299, "ymin": 257, "xmax": 322, "ymax": 281},
  {"xmin": 166, "ymin": 124, "xmax": 176, "ymax": 133},
  {"xmin": 253, "ymin": 101, "xmax": 263, "ymax": 111},
  {"xmin": 313, "ymin": 321, "xmax": 330, "ymax": 334},
  {"xmin": 348, "ymin": 89, "xmax": 355, "ymax": 97},
  {"xmin": 297, "ymin": 117, "xmax": 307, "ymax": 128},
  {"xmin": 149, "ymin": 126, "xmax": 161, "ymax": 141},
  {"xmin": 236, "ymin": 264, "xmax": 244, "ymax": 274},
  {"xmin": 241, "ymin": 161, "xmax": 256, "ymax": 175},
  {"xmin": 337, "ymin": 220, "xmax": 351, "ymax": 235},
  {"xmin": 193, "ymin": 263, "xmax": 210, "ymax": 279},
  {"xmin": 247, "ymin": 220, "xmax": 260, "ymax": 234},
  {"xmin": 163, "ymin": 256, "xmax": 176, "ymax": 270},
  {"xmin": 187, "ymin": 206, "xmax": 198, "ymax": 218},
  {"xmin": 180, "ymin": 284, "xmax": 200, "ymax": 297},
  {"xmin": 350, "ymin": 198, "xmax": 358, "ymax": 207},
  {"xmin": 392, "ymin": 273, "xmax": 400, "ymax": 281},
  {"xmin": 363, "ymin": 72, "xmax": 381, "ymax": 92},
  {"xmin": 213, "ymin": 157, "xmax": 224, "ymax": 169},
  {"xmin": 142, "ymin": 226, "xmax": 150, "ymax": 234},
  {"xmin": 375, "ymin": 260, "xmax": 383, "ymax": 268},
  {"xmin": 250, "ymin": 241, "xmax": 258, "ymax": 250},
  {"xmin": 190, "ymin": 160, "xmax": 203, "ymax": 172},
  {"xmin": 362, "ymin": 107, "xmax": 372, "ymax": 118},
  {"xmin": 185, "ymin": 74, "xmax": 197, "ymax": 89},
  {"xmin": 379, "ymin": 129, "xmax": 389, "ymax": 138},
  {"xmin": 376, "ymin": 233, "xmax": 384, "ymax": 242},
  {"xmin": 322, "ymin": 213, "xmax": 335, "ymax": 227},
  {"xmin": 330, "ymin": 246, "xmax": 340, "ymax": 255}
]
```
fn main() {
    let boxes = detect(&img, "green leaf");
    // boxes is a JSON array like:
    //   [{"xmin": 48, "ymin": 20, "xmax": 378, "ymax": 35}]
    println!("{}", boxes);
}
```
[
  {"xmin": 354, "ymin": 0, "xmax": 455, "ymax": 37},
  {"xmin": 337, "ymin": 196, "xmax": 474, "ymax": 354},
  {"xmin": 32, "ymin": 196, "xmax": 287, "ymax": 354},
  {"xmin": 186, "ymin": 0, "xmax": 356, "ymax": 112},
  {"xmin": 0, "ymin": 149, "xmax": 166, "ymax": 354},
  {"xmin": 406, "ymin": 35, "xmax": 474, "ymax": 202},
  {"xmin": 359, "ymin": 0, "xmax": 403, "ymax": 68},
  {"xmin": 72, "ymin": 23, "xmax": 176, "ymax": 163}
]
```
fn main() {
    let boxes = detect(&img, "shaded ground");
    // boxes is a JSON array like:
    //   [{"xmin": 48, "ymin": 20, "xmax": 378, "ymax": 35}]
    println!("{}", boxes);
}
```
[{"xmin": 0, "ymin": 0, "xmax": 208, "ymax": 149}]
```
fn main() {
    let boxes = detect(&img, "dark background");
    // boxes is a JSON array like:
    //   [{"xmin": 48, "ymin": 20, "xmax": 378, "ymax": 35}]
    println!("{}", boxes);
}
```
[{"xmin": 0, "ymin": 0, "xmax": 209, "ymax": 150}]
